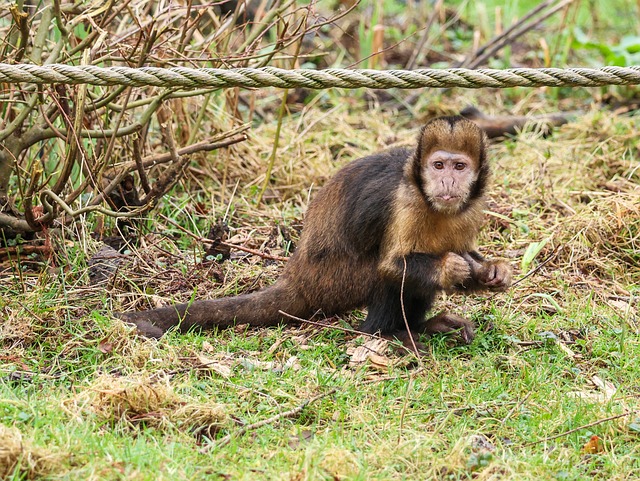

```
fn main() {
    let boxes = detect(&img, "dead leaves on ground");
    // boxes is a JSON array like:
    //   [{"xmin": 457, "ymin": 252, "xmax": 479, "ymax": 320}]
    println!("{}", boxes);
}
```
[{"xmin": 347, "ymin": 337, "xmax": 397, "ymax": 370}]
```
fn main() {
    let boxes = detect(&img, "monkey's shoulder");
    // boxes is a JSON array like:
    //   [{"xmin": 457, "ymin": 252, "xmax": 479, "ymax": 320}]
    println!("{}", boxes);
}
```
[
  {"xmin": 338, "ymin": 147, "xmax": 412, "ymax": 177},
  {"xmin": 302, "ymin": 147, "xmax": 413, "ymax": 259},
  {"xmin": 339, "ymin": 148, "xmax": 413, "ymax": 252},
  {"xmin": 308, "ymin": 147, "xmax": 411, "ymax": 206}
]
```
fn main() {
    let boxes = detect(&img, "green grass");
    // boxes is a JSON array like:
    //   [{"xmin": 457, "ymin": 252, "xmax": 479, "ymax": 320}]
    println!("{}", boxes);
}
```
[{"xmin": 2, "ymin": 301, "xmax": 640, "ymax": 480}]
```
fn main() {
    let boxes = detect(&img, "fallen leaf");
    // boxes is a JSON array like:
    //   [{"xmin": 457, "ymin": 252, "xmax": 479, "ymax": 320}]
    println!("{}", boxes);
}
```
[
  {"xmin": 196, "ymin": 355, "xmax": 233, "ymax": 378},
  {"xmin": 98, "ymin": 339, "xmax": 114, "ymax": 354},
  {"xmin": 368, "ymin": 353, "xmax": 392, "ymax": 368},
  {"xmin": 348, "ymin": 338, "xmax": 390, "ymax": 368},
  {"xmin": 582, "ymin": 435, "xmax": 604, "ymax": 454}
]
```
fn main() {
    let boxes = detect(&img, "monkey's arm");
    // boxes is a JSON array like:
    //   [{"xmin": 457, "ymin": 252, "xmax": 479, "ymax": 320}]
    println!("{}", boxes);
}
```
[
  {"xmin": 381, "ymin": 252, "xmax": 473, "ymax": 293},
  {"xmin": 460, "ymin": 251, "xmax": 512, "ymax": 291}
]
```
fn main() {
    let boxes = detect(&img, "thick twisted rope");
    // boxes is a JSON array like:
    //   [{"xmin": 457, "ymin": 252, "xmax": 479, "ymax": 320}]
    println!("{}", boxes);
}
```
[{"xmin": 2, "ymin": 63, "xmax": 640, "ymax": 89}]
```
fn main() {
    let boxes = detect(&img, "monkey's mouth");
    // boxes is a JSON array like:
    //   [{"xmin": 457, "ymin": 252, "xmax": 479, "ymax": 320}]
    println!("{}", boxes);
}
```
[{"xmin": 436, "ymin": 195, "xmax": 460, "ymax": 202}]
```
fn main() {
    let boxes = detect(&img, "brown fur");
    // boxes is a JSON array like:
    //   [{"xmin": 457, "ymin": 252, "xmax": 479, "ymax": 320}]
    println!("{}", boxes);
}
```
[
  {"xmin": 381, "ymin": 183, "xmax": 483, "ymax": 257},
  {"xmin": 119, "ymin": 116, "xmax": 511, "ymax": 351},
  {"xmin": 418, "ymin": 117, "xmax": 486, "ymax": 164}
]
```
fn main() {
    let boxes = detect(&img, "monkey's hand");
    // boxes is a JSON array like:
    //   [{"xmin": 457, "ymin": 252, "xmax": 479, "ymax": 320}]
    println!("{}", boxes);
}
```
[
  {"xmin": 439, "ymin": 252, "xmax": 472, "ymax": 290},
  {"xmin": 463, "ymin": 253, "xmax": 512, "ymax": 291}
]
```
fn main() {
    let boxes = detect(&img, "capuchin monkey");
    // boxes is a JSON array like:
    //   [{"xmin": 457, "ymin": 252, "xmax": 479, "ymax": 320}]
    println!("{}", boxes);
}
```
[{"xmin": 118, "ymin": 116, "xmax": 512, "ymax": 351}]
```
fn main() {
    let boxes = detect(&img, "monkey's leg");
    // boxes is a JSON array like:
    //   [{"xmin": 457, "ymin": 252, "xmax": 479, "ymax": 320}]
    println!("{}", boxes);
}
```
[
  {"xmin": 359, "ymin": 284, "xmax": 433, "ymax": 353},
  {"xmin": 416, "ymin": 312, "xmax": 475, "ymax": 344},
  {"xmin": 359, "ymin": 282, "xmax": 404, "ymax": 334}
]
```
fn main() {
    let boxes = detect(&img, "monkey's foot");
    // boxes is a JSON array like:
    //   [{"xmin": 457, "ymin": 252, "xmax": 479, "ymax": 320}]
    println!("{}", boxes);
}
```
[
  {"xmin": 419, "ymin": 312, "xmax": 475, "ymax": 344},
  {"xmin": 383, "ymin": 330, "xmax": 428, "ymax": 355},
  {"xmin": 115, "ymin": 312, "xmax": 166, "ymax": 339}
]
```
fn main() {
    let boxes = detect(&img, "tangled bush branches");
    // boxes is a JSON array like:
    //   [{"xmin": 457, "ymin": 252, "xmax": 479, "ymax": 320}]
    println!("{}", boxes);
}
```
[{"xmin": 0, "ymin": 1, "xmax": 345, "ymax": 244}]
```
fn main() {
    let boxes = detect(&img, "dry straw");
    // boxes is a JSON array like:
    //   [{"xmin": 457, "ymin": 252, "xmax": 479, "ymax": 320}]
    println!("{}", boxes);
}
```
[
  {"xmin": 85, "ymin": 374, "xmax": 227, "ymax": 436},
  {"xmin": 0, "ymin": 424, "xmax": 61, "ymax": 479}
]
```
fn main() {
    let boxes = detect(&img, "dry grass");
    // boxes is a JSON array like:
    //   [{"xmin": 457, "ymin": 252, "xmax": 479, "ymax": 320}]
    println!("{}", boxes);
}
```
[
  {"xmin": 77, "ymin": 373, "xmax": 227, "ymax": 437},
  {"xmin": 0, "ymin": 424, "xmax": 63, "ymax": 480},
  {"xmin": 487, "ymin": 111, "xmax": 639, "ymax": 293}
]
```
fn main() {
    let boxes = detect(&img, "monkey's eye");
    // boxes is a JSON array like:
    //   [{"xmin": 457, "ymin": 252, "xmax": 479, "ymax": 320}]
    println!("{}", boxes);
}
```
[
  {"xmin": 454, "ymin": 162, "xmax": 466, "ymax": 170},
  {"xmin": 433, "ymin": 161, "xmax": 444, "ymax": 170}
]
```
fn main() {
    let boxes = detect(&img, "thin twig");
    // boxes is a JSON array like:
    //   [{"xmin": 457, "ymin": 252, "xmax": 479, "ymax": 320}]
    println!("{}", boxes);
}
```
[
  {"xmin": 397, "ymin": 257, "xmax": 421, "ymax": 442},
  {"xmin": 132, "ymin": 136, "xmax": 151, "ymax": 194},
  {"xmin": 278, "ymin": 310, "xmax": 415, "ymax": 356},
  {"xmin": 40, "ymin": 189, "xmax": 149, "ymax": 219},
  {"xmin": 201, "ymin": 387, "xmax": 339, "ymax": 451},
  {"xmin": 0, "ymin": 244, "xmax": 50, "ymax": 258},
  {"xmin": 279, "ymin": 310, "xmax": 380, "ymax": 340},
  {"xmin": 522, "ymin": 410, "xmax": 638, "ymax": 447},
  {"xmin": 512, "ymin": 245, "xmax": 562, "ymax": 288},
  {"xmin": 400, "ymin": 256, "xmax": 421, "ymax": 357}
]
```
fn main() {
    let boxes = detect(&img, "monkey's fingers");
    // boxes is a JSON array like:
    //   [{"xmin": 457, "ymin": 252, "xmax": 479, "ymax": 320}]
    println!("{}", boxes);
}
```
[
  {"xmin": 420, "ymin": 312, "xmax": 475, "ymax": 344},
  {"xmin": 483, "ymin": 263, "xmax": 513, "ymax": 290},
  {"xmin": 480, "ymin": 264, "xmax": 498, "ymax": 285},
  {"xmin": 440, "ymin": 253, "xmax": 473, "ymax": 289},
  {"xmin": 462, "ymin": 252, "xmax": 484, "ymax": 272}
]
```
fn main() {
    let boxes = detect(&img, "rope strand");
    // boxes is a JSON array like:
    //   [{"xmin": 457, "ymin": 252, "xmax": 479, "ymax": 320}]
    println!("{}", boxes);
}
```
[{"xmin": 2, "ymin": 63, "xmax": 640, "ymax": 89}]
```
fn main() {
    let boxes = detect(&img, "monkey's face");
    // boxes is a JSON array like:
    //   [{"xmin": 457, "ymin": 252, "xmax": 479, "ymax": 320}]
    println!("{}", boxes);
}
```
[{"xmin": 422, "ymin": 150, "xmax": 479, "ymax": 214}]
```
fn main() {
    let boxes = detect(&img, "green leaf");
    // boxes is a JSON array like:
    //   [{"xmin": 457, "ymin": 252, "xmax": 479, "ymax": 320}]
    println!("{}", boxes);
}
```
[
  {"xmin": 620, "ymin": 36, "xmax": 640, "ymax": 53},
  {"xmin": 521, "ymin": 237, "xmax": 551, "ymax": 272}
]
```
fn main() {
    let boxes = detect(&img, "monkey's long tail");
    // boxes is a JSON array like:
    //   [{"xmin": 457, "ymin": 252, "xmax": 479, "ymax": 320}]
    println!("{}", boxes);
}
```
[{"xmin": 117, "ymin": 283, "xmax": 309, "ymax": 338}]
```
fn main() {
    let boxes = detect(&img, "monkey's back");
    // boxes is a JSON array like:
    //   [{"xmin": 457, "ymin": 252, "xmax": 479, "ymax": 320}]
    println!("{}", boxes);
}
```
[{"xmin": 284, "ymin": 147, "xmax": 412, "ymax": 313}]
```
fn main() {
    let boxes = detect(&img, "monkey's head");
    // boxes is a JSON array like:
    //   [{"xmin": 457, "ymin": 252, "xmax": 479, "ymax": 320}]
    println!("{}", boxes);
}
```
[{"xmin": 412, "ymin": 116, "xmax": 488, "ymax": 214}]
